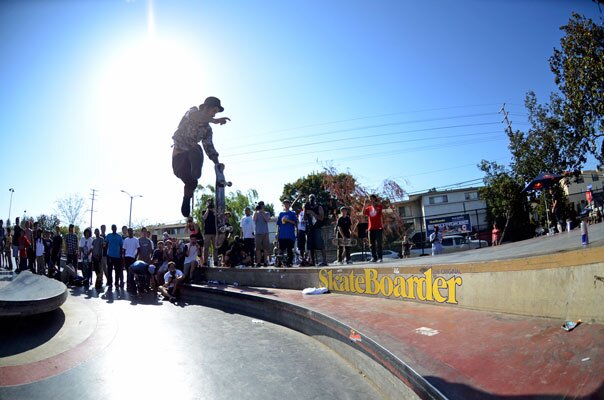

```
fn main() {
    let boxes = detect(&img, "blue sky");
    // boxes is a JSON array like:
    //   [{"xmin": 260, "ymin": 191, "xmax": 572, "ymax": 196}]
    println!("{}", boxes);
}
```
[{"xmin": 0, "ymin": 0, "xmax": 601, "ymax": 228}]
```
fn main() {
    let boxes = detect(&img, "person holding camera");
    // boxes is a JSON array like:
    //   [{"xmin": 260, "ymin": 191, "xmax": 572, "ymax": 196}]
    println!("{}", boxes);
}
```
[
  {"xmin": 159, "ymin": 261, "xmax": 184, "ymax": 303},
  {"xmin": 304, "ymin": 194, "xmax": 327, "ymax": 266},
  {"xmin": 276, "ymin": 199, "xmax": 298, "ymax": 267},
  {"xmin": 171, "ymin": 96, "xmax": 230, "ymax": 218},
  {"xmin": 429, "ymin": 225, "xmax": 443, "ymax": 256},
  {"xmin": 203, "ymin": 201, "xmax": 218, "ymax": 266},
  {"xmin": 253, "ymin": 201, "xmax": 271, "ymax": 267}
]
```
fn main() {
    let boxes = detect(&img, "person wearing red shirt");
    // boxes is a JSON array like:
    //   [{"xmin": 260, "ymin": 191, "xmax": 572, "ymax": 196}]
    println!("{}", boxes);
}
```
[
  {"xmin": 18, "ymin": 233, "xmax": 31, "ymax": 273},
  {"xmin": 364, "ymin": 194, "xmax": 384, "ymax": 262}
]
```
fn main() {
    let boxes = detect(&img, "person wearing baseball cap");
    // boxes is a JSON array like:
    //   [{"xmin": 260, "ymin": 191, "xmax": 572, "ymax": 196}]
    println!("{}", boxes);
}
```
[{"xmin": 171, "ymin": 96, "xmax": 230, "ymax": 217}]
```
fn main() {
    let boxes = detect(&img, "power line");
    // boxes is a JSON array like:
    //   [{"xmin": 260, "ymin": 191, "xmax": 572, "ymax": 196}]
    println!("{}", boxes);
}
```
[
  {"xmin": 230, "ymin": 129, "xmax": 504, "ymax": 162},
  {"xmin": 253, "ymin": 102, "xmax": 518, "ymax": 137},
  {"xmin": 226, "ymin": 121, "xmax": 504, "ymax": 158},
  {"xmin": 230, "ymin": 112, "xmax": 501, "ymax": 151}
]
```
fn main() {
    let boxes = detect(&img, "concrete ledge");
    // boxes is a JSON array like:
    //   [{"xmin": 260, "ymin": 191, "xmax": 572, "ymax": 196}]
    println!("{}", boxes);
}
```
[
  {"xmin": 181, "ymin": 284, "xmax": 446, "ymax": 400},
  {"xmin": 0, "ymin": 271, "xmax": 68, "ymax": 317}
]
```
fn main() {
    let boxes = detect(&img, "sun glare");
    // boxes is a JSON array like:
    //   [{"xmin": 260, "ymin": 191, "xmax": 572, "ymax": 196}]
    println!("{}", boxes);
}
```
[{"xmin": 94, "ymin": 36, "xmax": 205, "ymax": 147}]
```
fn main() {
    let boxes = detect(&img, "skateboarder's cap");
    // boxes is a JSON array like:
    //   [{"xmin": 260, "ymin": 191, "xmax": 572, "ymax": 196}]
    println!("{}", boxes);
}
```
[
  {"xmin": 282, "ymin": 199, "xmax": 292, "ymax": 204},
  {"xmin": 202, "ymin": 96, "xmax": 224, "ymax": 112}
]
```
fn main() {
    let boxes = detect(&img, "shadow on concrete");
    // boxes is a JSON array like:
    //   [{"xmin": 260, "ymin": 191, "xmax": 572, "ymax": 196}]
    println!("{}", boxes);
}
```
[
  {"xmin": 0, "ymin": 308, "xmax": 66, "ymax": 357},
  {"xmin": 426, "ymin": 377, "xmax": 604, "ymax": 400}
]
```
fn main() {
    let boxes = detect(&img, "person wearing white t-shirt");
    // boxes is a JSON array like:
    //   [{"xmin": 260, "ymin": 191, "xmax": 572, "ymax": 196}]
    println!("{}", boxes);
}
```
[
  {"xmin": 123, "ymin": 228, "xmax": 140, "ymax": 293},
  {"xmin": 79, "ymin": 228, "xmax": 94, "ymax": 286},
  {"xmin": 240, "ymin": 207, "xmax": 255, "ymax": 265},
  {"xmin": 159, "ymin": 261, "xmax": 184, "ymax": 303},
  {"xmin": 183, "ymin": 235, "xmax": 200, "ymax": 280}
]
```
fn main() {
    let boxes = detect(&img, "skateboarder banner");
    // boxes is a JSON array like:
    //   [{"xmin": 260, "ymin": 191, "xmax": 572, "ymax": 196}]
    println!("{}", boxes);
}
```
[{"xmin": 426, "ymin": 214, "xmax": 472, "ymax": 237}]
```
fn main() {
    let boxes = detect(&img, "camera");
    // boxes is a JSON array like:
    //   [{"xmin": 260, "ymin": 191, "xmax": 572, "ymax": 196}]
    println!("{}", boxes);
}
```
[{"xmin": 255, "ymin": 201, "xmax": 265, "ymax": 211}]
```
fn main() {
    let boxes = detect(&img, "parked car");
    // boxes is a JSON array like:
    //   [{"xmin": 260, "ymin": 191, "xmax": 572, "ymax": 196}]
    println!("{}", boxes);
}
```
[
  {"xmin": 410, "ymin": 235, "xmax": 487, "ymax": 257},
  {"xmin": 349, "ymin": 250, "xmax": 399, "ymax": 262}
]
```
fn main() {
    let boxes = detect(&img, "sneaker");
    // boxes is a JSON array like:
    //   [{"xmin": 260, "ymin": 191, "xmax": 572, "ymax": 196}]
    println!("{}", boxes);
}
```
[
  {"xmin": 181, "ymin": 196, "xmax": 191, "ymax": 218},
  {"xmin": 318, "ymin": 262, "xmax": 328, "ymax": 266},
  {"xmin": 377, "ymin": 259, "xmax": 383, "ymax": 263},
  {"xmin": 346, "ymin": 260, "xmax": 353, "ymax": 264},
  {"xmin": 169, "ymin": 297, "xmax": 176, "ymax": 303},
  {"xmin": 371, "ymin": 258, "xmax": 378, "ymax": 263}
]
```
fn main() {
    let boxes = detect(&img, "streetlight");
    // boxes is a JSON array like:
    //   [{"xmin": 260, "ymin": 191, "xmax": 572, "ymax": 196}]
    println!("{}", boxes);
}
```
[
  {"xmin": 121, "ymin": 190, "xmax": 142, "ymax": 228},
  {"xmin": 8, "ymin": 188, "xmax": 14, "ymax": 224}
]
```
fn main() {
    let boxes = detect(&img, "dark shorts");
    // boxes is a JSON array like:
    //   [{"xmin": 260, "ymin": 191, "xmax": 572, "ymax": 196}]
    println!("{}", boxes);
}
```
[{"xmin": 306, "ymin": 228, "xmax": 324, "ymax": 251}]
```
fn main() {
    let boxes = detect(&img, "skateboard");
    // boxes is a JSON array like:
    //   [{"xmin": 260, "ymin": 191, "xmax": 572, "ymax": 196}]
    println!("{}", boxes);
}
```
[
  {"xmin": 331, "ymin": 237, "xmax": 358, "ymax": 246},
  {"xmin": 215, "ymin": 163, "xmax": 233, "ymax": 245}
]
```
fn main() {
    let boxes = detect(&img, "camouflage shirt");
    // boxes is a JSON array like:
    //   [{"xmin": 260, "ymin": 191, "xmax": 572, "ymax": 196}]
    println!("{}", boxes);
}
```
[{"xmin": 172, "ymin": 107, "xmax": 219, "ymax": 163}]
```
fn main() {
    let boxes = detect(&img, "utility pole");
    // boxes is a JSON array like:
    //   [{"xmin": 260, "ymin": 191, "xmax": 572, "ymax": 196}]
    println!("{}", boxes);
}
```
[
  {"xmin": 499, "ymin": 103, "xmax": 513, "ymax": 135},
  {"xmin": 89, "ymin": 189, "xmax": 98, "ymax": 230}
]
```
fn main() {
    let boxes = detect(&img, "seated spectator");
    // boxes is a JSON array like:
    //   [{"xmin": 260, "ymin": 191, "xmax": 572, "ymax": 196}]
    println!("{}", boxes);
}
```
[
  {"xmin": 159, "ymin": 261, "xmax": 184, "ymax": 303},
  {"xmin": 183, "ymin": 235, "xmax": 201, "ymax": 280},
  {"xmin": 223, "ymin": 236, "xmax": 250, "ymax": 267}
]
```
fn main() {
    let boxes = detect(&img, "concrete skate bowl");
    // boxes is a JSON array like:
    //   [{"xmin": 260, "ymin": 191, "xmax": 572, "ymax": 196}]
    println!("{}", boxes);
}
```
[
  {"xmin": 0, "ymin": 271, "xmax": 68, "ymax": 317},
  {"xmin": 181, "ymin": 285, "xmax": 446, "ymax": 400}
]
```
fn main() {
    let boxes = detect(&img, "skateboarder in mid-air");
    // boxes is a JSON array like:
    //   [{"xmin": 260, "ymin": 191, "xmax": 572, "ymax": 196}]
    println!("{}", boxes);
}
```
[{"xmin": 172, "ymin": 96, "xmax": 230, "ymax": 217}]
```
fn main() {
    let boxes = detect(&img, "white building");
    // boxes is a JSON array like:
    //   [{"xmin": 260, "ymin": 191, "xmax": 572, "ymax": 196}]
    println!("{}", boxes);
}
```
[
  {"xmin": 559, "ymin": 168, "xmax": 604, "ymax": 213},
  {"xmin": 395, "ymin": 187, "xmax": 488, "ymax": 241}
]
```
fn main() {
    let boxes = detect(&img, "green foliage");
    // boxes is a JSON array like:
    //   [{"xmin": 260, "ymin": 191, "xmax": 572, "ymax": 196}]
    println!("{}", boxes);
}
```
[
  {"xmin": 192, "ymin": 185, "xmax": 274, "ymax": 236},
  {"xmin": 549, "ymin": 13, "xmax": 604, "ymax": 166},
  {"xmin": 508, "ymin": 92, "xmax": 570, "ymax": 183},
  {"xmin": 281, "ymin": 172, "xmax": 333, "ymax": 212},
  {"xmin": 478, "ymin": 160, "xmax": 532, "ymax": 242},
  {"xmin": 35, "ymin": 214, "xmax": 61, "ymax": 232}
]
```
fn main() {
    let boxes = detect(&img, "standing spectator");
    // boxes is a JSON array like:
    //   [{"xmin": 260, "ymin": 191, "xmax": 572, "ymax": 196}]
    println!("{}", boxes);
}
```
[
  {"xmin": 138, "ymin": 227, "xmax": 154, "ymax": 264},
  {"xmin": 297, "ymin": 209, "xmax": 307, "ymax": 264},
  {"xmin": 79, "ymin": 228, "xmax": 93, "ymax": 287},
  {"xmin": 335, "ymin": 206, "xmax": 352, "ymax": 264},
  {"xmin": 152, "ymin": 240, "xmax": 166, "ymax": 288},
  {"xmin": 123, "ymin": 227, "xmax": 140, "ymax": 294},
  {"xmin": 121, "ymin": 225, "xmax": 128, "ymax": 239},
  {"xmin": 50, "ymin": 226, "xmax": 63, "ymax": 279},
  {"xmin": 491, "ymin": 223, "xmax": 501, "ymax": 246},
  {"xmin": 64, "ymin": 224, "xmax": 79, "ymax": 268},
  {"xmin": 105, "ymin": 224, "xmax": 124, "ymax": 290},
  {"xmin": 253, "ymin": 201, "xmax": 271, "ymax": 267},
  {"xmin": 549, "ymin": 188, "xmax": 563, "ymax": 233},
  {"xmin": 34, "ymin": 229, "xmax": 46, "ymax": 275},
  {"xmin": 12, "ymin": 218, "xmax": 22, "ymax": 270},
  {"xmin": 43, "ymin": 231, "xmax": 52, "ymax": 275},
  {"xmin": 159, "ymin": 262, "xmax": 184, "ymax": 303},
  {"xmin": 92, "ymin": 228, "xmax": 105, "ymax": 289},
  {"xmin": 18, "ymin": 230, "xmax": 31, "ymax": 273},
  {"xmin": 276, "ymin": 199, "xmax": 297, "ymax": 267},
  {"xmin": 203, "ymin": 201, "xmax": 218, "ymax": 266},
  {"xmin": 364, "ymin": 195, "xmax": 384, "ymax": 263},
  {"xmin": 0, "ymin": 220, "xmax": 5, "ymax": 269},
  {"xmin": 171, "ymin": 97, "xmax": 230, "ymax": 217},
  {"xmin": 429, "ymin": 225, "xmax": 443, "ymax": 256},
  {"xmin": 240, "ymin": 207, "xmax": 255, "ymax": 265},
  {"xmin": 401, "ymin": 234, "xmax": 414, "ymax": 259},
  {"xmin": 4, "ymin": 227, "xmax": 13, "ymax": 270},
  {"xmin": 24, "ymin": 220, "xmax": 35, "ymax": 271},
  {"xmin": 304, "ymin": 194, "xmax": 327, "ymax": 266},
  {"xmin": 100, "ymin": 224, "xmax": 108, "ymax": 285}
]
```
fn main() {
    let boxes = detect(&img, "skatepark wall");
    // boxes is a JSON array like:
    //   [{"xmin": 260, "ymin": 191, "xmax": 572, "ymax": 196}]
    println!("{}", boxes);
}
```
[{"xmin": 198, "ymin": 244, "xmax": 604, "ymax": 323}]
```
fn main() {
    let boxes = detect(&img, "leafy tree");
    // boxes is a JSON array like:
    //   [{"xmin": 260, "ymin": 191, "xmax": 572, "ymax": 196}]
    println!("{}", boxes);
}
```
[
  {"xmin": 281, "ymin": 172, "xmax": 333, "ymax": 213},
  {"xmin": 478, "ymin": 161, "xmax": 532, "ymax": 243},
  {"xmin": 35, "ymin": 214, "xmax": 61, "ymax": 232},
  {"xmin": 550, "ymin": 13, "xmax": 604, "ymax": 166},
  {"xmin": 55, "ymin": 194, "xmax": 86, "ymax": 228},
  {"xmin": 192, "ymin": 185, "xmax": 274, "ymax": 236},
  {"xmin": 508, "ymin": 92, "xmax": 570, "ymax": 183}
]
